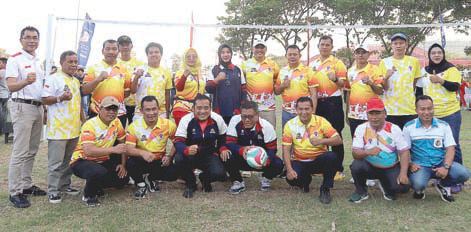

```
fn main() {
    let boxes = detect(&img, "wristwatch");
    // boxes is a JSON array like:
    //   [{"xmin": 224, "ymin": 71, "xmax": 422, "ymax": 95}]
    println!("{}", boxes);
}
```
[
  {"xmin": 56, "ymin": 96, "xmax": 61, "ymax": 103},
  {"xmin": 443, "ymin": 164, "xmax": 450, "ymax": 169}
]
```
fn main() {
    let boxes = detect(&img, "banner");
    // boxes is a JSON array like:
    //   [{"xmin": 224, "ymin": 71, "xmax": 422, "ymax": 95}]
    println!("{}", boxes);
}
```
[{"xmin": 77, "ymin": 13, "xmax": 95, "ymax": 67}]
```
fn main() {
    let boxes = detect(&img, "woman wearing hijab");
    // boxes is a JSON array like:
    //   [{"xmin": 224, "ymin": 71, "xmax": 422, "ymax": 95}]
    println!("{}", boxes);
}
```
[
  {"xmin": 173, "ymin": 48, "xmax": 206, "ymax": 125},
  {"xmin": 206, "ymin": 44, "xmax": 247, "ymax": 125},
  {"xmin": 417, "ymin": 43, "xmax": 463, "ymax": 193}
]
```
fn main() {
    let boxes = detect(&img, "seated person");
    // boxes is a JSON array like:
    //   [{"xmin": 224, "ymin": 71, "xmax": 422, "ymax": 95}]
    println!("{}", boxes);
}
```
[
  {"xmin": 282, "ymin": 96, "xmax": 342, "ymax": 204},
  {"xmin": 70, "ymin": 96, "xmax": 127, "ymax": 207},
  {"xmin": 404, "ymin": 95, "xmax": 470, "ymax": 202},
  {"xmin": 224, "ymin": 101, "xmax": 283, "ymax": 194},
  {"xmin": 174, "ymin": 94, "xmax": 228, "ymax": 198},
  {"xmin": 125, "ymin": 96, "xmax": 178, "ymax": 199},
  {"xmin": 349, "ymin": 98, "xmax": 410, "ymax": 203}
]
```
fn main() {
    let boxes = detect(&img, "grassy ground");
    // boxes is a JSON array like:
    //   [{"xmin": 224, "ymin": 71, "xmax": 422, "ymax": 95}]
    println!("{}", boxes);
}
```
[{"xmin": 1, "ymin": 101, "xmax": 470, "ymax": 231}]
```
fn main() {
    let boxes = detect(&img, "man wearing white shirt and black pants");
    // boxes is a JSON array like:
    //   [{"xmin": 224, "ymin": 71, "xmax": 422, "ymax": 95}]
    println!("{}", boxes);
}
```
[{"xmin": 6, "ymin": 26, "xmax": 47, "ymax": 208}]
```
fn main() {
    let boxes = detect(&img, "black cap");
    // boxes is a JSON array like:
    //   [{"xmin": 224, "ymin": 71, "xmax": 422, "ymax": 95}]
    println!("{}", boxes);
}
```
[{"xmin": 117, "ymin": 35, "xmax": 132, "ymax": 45}]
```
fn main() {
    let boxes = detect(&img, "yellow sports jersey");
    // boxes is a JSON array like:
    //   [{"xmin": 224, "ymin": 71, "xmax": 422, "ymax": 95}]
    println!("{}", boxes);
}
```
[
  {"xmin": 118, "ymin": 57, "xmax": 145, "ymax": 106},
  {"xmin": 379, "ymin": 56, "xmax": 421, "ymax": 115},
  {"xmin": 241, "ymin": 58, "xmax": 279, "ymax": 111},
  {"xmin": 174, "ymin": 70, "xmax": 205, "ymax": 112},
  {"xmin": 134, "ymin": 65, "xmax": 172, "ymax": 116},
  {"xmin": 418, "ymin": 67, "xmax": 461, "ymax": 118},
  {"xmin": 309, "ymin": 55, "xmax": 347, "ymax": 98},
  {"xmin": 84, "ymin": 60, "xmax": 132, "ymax": 116},
  {"xmin": 126, "ymin": 117, "xmax": 176, "ymax": 159},
  {"xmin": 282, "ymin": 115, "xmax": 338, "ymax": 160},
  {"xmin": 42, "ymin": 70, "xmax": 82, "ymax": 139},
  {"xmin": 70, "ymin": 117, "xmax": 125, "ymax": 164},
  {"xmin": 345, "ymin": 63, "xmax": 383, "ymax": 120},
  {"xmin": 276, "ymin": 63, "xmax": 318, "ymax": 113}
]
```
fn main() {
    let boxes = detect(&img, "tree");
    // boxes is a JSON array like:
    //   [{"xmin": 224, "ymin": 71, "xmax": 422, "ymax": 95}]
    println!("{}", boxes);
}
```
[
  {"xmin": 170, "ymin": 53, "xmax": 181, "ymax": 73},
  {"xmin": 0, "ymin": 48, "xmax": 10, "ymax": 58},
  {"xmin": 465, "ymin": 46, "xmax": 471, "ymax": 57}
]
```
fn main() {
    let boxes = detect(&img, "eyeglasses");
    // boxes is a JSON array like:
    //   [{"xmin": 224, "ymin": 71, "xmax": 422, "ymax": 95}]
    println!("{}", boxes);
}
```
[
  {"xmin": 21, "ymin": 36, "xmax": 39, "ymax": 41},
  {"xmin": 241, "ymin": 114, "xmax": 256, "ymax": 120}
]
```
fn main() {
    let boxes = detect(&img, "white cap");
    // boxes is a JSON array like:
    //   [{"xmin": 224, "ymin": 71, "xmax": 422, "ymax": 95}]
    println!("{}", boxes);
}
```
[
  {"xmin": 354, "ymin": 44, "xmax": 370, "ymax": 52},
  {"xmin": 253, "ymin": 39, "xmax": 266, "ymax": 48}
]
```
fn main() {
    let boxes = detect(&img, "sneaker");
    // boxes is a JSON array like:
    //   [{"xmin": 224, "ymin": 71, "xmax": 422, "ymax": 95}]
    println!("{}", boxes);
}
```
[
  {"xmin": 349, "ymin": 178, "xmax": 355, "ymax": 184},
  {"xmin": 378, "ymin": 182, "xmax": 396, "ymax": 201},
  {"xmin": 241, "ymin": 171, "xmax": 252, "ymax": 178},
  {"xmin": 348, "ymin": 192, "xmax": 369, "ymax": 203},
  {"xmin": 134, "ymin": 183, "xmax": 147, "ymax": 199},
  {"xmin": 62, "ymin": 187, "xmax": 80, "ymax": 195},
  {"xmin": 260, "ymin": 177, "xmax": 272, "ymax": 191},
  {"xmin": 229, "ymin": 181, "xmax": 246, "ymax": 194},
  {"xmin": 48, "ymin": 194, "xmax": 62, "ymax": 204},
  {"xmin": 319, "ymin": 187, "xmax": 332, "ymax": 204},
  {"xmin": 144, "ymin": 175, "xmax": 160, "ymax": 193},
  {"xmin": 366, "ymin": 179, "xmax": 376, "ymax": 187},
  {"xmin": 450, "ymin": 184, "xmax": 461, "ymax": 194},
  {"xmin": 334, "ymin": 172, "xmax": 346, "ymax": 182},
  {"xmin": 183, "ymin": 187, "xmax": 195, "ymax": 198},
  {"xmin": 86, "ymin": 196, "xmax": 100, "ymax": 207},
  {"xmin": 435, "ymin": 183, "xmax": 455, "ymax": 202},
  {"xmin": 301, "ymin": 184, "xmax": 310, "ymax": 193},
  {"xmin": 97, "ymin": 189, "xmax": 105, "ymax": 197},
  {"xmin": 413, "ymin": 190, "xmax": 425, "ymax": 200},
  {"xmin": 82, "ymin": 196, "xmax": 89, "ymax": 202},
  {"xmin": 22, "ymin": 185, "xmax": 47, "ymax": 196},
  {"xmin": 202, "ymin": 181, "xmax": 212, "ymax": 192},
  {"xmin": 128, "ymin": 177, "xmax": 135, "ymax": 185},
  {"xmin": 9, "ymin": 194, "xmax": 31, "ymax": 208}
]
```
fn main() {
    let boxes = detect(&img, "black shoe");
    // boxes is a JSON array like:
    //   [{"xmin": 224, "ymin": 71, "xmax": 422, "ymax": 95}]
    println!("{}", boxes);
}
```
[
  {"xmin": 144, "ymin": 175, "xmax": 160, "ymax": 193},
  {"xmin": 183, "ymin": 187, "xmax": 195, "ymax": 198},
  {"xmin": 9, "ymin": 194, "xmax": 31, "ymax": 208},
  {"xmin": 413, "ymin": 190, "xmax": 425, "ymax": 200},
  {"xmin": 301, "ymin": 184, "xmax": 310, "ymax": 193},
  {"xmin": 97, "ymin": 189, "xmax": 105, "ymax": 197},
  {"xmin": 86, "ymin": 196, "xmax": 100, "ymax": 207},
  {"xmin": 435, "ymin": 183, "xmax": 455, "ymax": 202},
  {"xmin": 23, "ymin": 185, "xmax": 47, "ymax": 196},
  {"xmin": 134, "ymin": 184, "xmax": 147, "ymax": 199},
  {"xmin": 48, "ymin": 194, "xmax": 62, "ymax": 204},
  {"xmin": 62, "ymin": 187, "xmax": 80, "ymax": 195},
  {"xmin": 202, "ymin": 181, "xmax": 212, "ymax": 193},
  {"xmin": 319, "ymin": 187, "xmax": 332, "ymax": 204}
]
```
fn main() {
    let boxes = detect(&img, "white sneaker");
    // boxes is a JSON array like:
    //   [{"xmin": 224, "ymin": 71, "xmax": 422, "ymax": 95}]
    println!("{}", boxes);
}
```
[
  {"xmin": 241, "ymin": 171, "xmax": 252, "ymax": 178},
  {"xmin": 260, "ymin": 177, "xmax": 271, "ymax": 191},
  {"xmin": 349, "ymin": 178, "xmax": 355, "ymax": 184},
  {"xmin": 229, "ymin": 181, "xmax": 246, "ymax": 194},
  {"xmin": 366, "ymin": 179, "xmax": 376, "ymax": 187}
]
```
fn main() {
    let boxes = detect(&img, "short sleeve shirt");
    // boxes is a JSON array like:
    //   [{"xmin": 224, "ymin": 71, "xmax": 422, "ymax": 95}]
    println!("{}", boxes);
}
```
[
  {"xmin": 126, "ymin": 117, "xmax": 176, "ymax": 159},
  {"xmin": 70, "ymin": 117, "xmax": 125, "ymax": 164},
  {"xmin": 5, "ymin": 50, "xmax": 45, "ymax": 100},
  {"xmin": 282, "ymin": 115, "xmax": 338, "ymax": 161},
  {"xmin": 173, "ymin": 70, "xmax": 205, "ymax": 112},
  {"xmin": 352, "ymin": 122, "xmax": 408, "ymax": 168},
  {"xmin": 134, "ymin": 65, "xmax": 172, "ymax": 115},
  {"xmin": 417, "ymin": 67, "xmax": 461, "ymax": 118},
  {"xmin": 345, "ymin": 63, "xmax": 383, "ymax": 120},
  {"xmin": 42, "ymin": 70, "xmax": 82, "ymax": 139},
  {"xmin": 241, "ymin": 58, "xmax": 280, "ymax": 111},
  {"xmin": 275, "ymin": 63, "xmax": 318, "ymax": 113},
  {"xmin": 118, "ymin": 57, "xmax": 145, "ymax": 106},
  {"xmin": 403, "ymin": 118, "xmax": 455, "ymax": 167},
  {"xmin": 309, "ymin": 55, "xmax": 347, "ymax": 98},
  {"xmin": 379, "ymin": 56, "xmax": 421, "ymax": 115},
  {"xmin": 84, "ymin": 60, "xmax": 132, "ymax": 115}
]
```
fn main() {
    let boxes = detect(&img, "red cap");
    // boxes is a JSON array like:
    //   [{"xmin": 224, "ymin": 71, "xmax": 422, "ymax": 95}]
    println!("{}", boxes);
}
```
[{"xmin": 366, "ymin": 98, "xmax": 385, "ymax": 112}]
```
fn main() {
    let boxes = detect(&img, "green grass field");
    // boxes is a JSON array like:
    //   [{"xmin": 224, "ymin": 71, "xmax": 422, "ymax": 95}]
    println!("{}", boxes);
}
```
[{"xmin": 1, "ymin": 102, "xmax": 471, "ymax": 231}]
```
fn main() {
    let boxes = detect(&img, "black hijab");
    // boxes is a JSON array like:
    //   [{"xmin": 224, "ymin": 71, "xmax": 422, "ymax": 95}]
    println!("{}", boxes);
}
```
[
  {"xmin": 218, "ymin": 44, "xmax": 233, "ymax": 69},
  {"xmin": 425, "ymin": 43, "xmax": 455, "ymax": 75}
]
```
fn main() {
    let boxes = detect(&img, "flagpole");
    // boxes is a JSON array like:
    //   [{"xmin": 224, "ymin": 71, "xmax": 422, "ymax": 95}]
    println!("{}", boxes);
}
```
[
  {"xmin": 74, "ymin": 0, "xmax": 81, "ymax": 50},
  {"xmin": 307, "ymin": 12, "xmax": 311, "ymax": 65},
  {"xmin": 189, "ymin": 11, "xmax": 194, "ymax": 48}
]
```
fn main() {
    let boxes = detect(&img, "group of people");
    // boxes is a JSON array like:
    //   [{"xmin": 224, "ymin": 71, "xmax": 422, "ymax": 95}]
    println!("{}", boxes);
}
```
[{"xmin": 4, "ymin": 26, "xmax": 469, "ymax": 208}]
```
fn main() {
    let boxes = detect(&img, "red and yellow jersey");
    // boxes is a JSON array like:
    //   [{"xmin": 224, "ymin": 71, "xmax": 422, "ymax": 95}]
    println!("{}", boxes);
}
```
[
  {"xmin": 126, "ymin": 117, "xmax": 176, "ymax": 159},
  {"xmin": 379, "ymin": 56, "xmax": 421, "ymax": 115},
  {"xmin": 174, "ymin": 70, "xmax": 205, "ymax": 112},
  {"xmin": 418, "ymin": 67, "xmax": 461, "ymax": 118},
  {"xmin": 282, "ymin": 115, "xmax": 338, "ymax": 160},
  {"xmin": 309, "ymin": 55, "xmax": 347, "ymax": 98},
  {"xmin": 240, "ymin": 58, "xmax": 279, "ymax": 111},
  {"xmin": 70, "ymin": 117, "xmax": 125, "ymax": 164},
  {"xmin": 345, "ymin": 63, "xmax": 383, "ymax": 120},
  {"xmin": 84, "ymin": 60, "xmax": 132, "ymax": 115},
  {"xmin": 276, "ymin": 63, "xmax": 318, "ymax": 113},
  {"xmin": 118, "ymin": 57, "xmax": 145, "ymax": 106},
  {"xmin": 134, "ymin": 65, "xmax": 172, "ymax": 115}
]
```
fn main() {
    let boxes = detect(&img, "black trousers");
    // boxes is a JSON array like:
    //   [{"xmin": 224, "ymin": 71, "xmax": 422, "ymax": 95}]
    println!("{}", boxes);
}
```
[
  {"xmin": 350, "ymin": 159, "xmax": 410, "ymax": 195},
  {"xmin": 386, "ymin": 115, "xmax": 417, "ymax": 130},
  {"xmin": 316, "ymin": 96, "xmax": 345, "ymax": 172},
  {"xmin": 126, "ymin": 157, "xmax": 177, "ymax": 184},
  {"xmin": 348, "ymin": 118, "xmax": 367, "ymax": 138},
  {"xmin": 174, "ymin": 152, "xmax": 226, "ymax": 189},
  {"xmin": 224, "ymin": 150, "xmax": 284, "ymax": 182},
  {"xmin": 286, "ymin": 151, "xmax": 337, "ymax": 189},
  {"xmin": 124, "ymin": 105, "xmax": 135, "ymax": 128}
]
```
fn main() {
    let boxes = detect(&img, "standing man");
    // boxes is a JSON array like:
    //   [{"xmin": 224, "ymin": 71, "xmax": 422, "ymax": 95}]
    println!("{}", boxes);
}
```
[
  {"xmin": 82, "ymin": 39, "xmax": 132, "ymax": 127},
  {"xmin": 240, "ymin": 39, "xmax": 279, "ymax": 128},
  {"xmin": 283, "ymin": 97, "xmax": 342, "ymax": 204},
  {"xmin": 310, "ymin": 35, "xmax": 348, "ymax": 182},
  {"xmin": 174, "ymin": 94, "xmax": 228, "ymax": 198},
  {"xmin": 41, "ymin": 51, "xmax": 84, "ymax": 203},
  {"xmin": 117, "ymin": 35, "xmax": 145, "ymax": 127},
  {"xmin": 379, "ymin": 33, "xmax": 421, "ymax": 129},
  {"xmin": 0, "ymin": 57, "xmax": 8, "ymax": 135},
  {"xmin": 131, "ymin": 42, "xmax": 172, "ymax": 120},
  {"xmin": 404, "ymin": 95, "xmax": 470, "ymax": 202},
  {"xmin": 6, "ymin": 26, "xmax": 47, "ymax": 208},
  {"xmin": 125, "ymin": 96, "xmax": 178, "ymax": 199},
  {"xmin": 275, "ymin": 44, "xmax": 318, "ymax": 129}
]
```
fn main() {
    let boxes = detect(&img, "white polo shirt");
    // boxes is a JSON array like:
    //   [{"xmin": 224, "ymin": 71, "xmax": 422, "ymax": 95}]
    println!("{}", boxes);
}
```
[{"xmin": 5, "ymin": 50, "xmax": 45, "ymax": 100}]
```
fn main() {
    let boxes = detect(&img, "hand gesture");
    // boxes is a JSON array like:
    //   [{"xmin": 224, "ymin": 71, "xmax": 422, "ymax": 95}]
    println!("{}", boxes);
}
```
[
  {"xmin": 287, "ymin": 169, "xmax": 298, "ymax": 180},
  {"xmin": 397, "ymin": 173, "xmax": 409, "ymax": 185},
  {"xmin": 220, "ymin": 150, "xmax": 231, "ymax": 162},
  {"xmin": 183, "ymin": 69, "xmax": 191, "ymax": 77},
  {"xmin": 409, "ymin": 163, "xmax": 421, "ymax": 173},
  {"xmin": 26, "ymin": 72, "xmax": 37, "ymax": 85},
  {"xmin": 215, "ymin": 72, "xmax": 226, "ymax": 83},
  {"xmin": 309, "ymin": 136, "xmax": 323, "ymax": 146},
  {"xmin": 188, "ymin": 145, "xmax": 198, "ymax": 156},
  {"xmin": 327, "ymin": 72, "xmax": 336, "ymax": 82},
  {"xmin": 385, "ymin": 68, "xmax": 395, "ymax": 79},
  {"xmin": 282, "ymin": 79, "xmax": 291, "ymax": 89},
  {"xmin": 366, "ymin": 147, "xmax": 381, "ymax": 156},
  {"xmin": 361, "ymin": 75, "xmax": 371, "ymax": 85},
  {"xmin": 60, "ymin": 91, "xmax": 73, "ymax": 101},
  {"xmin": 135, "ymin": 69, "xmax": 145, "ymax": 79},
  {"xmin": 429, "ymin": 70, "xmax": 443, "ymax": 84},
  {"xmin": 116, "ymin": 164, "xmax": 127, "ymax": 178},
  {"xmin": 98, "ymin": 71, "xmax": 108, "ymax": 82},
  {"xmin": 312, "ymin": 66, "xmax": 317, "ymax": 72},
  {"xmin": 432, "ymin": 166, "xmax": 449, "ymax": 179},
  {"xmin": 161, "ymin": 155, "xmax": 172, "ymax": 167},
  {"xmin": 113, "ymin": 143, "xmax": 127, "ymax": 155},
  {"xmin": 141, "ymin": 152, "xmax": 155, "ymax": 162},
  {"xmin": 242, "ymin": 145, "xmax": 255, "ymax": 160}
]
